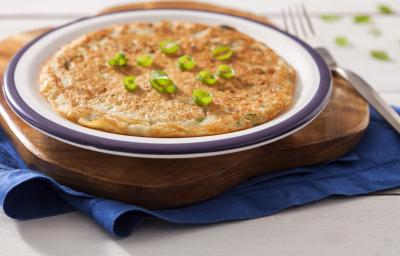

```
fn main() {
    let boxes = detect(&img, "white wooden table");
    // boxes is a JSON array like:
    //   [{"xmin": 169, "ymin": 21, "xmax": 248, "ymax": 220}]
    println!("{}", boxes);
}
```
[{"xmin": 1, "ymin": 0, "xmax": 400, "ymax": 255}]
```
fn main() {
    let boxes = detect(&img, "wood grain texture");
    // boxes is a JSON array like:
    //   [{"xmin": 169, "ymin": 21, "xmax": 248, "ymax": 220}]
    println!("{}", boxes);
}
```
[
  {"xmin": 98, "ymin": 1, "xmax": 272, "ymax": 24},
  {"xmin": 0, "ymin": 1, "xmax": 369, "ymax": 209},
  {"xmin": 3, "ymin": 196, "xmax": 400, "ymax": 256}
]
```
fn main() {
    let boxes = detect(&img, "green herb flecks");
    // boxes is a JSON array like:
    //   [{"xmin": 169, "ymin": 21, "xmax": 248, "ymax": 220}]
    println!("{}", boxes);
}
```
[
  {"xmin": 192, "ymin": 89, "xmax": 212, "ymax": 106},
  {"xmin": 320, "ymin": 14, "xmax": 341, "ymax": 22},
  {"xmin": 216, "ymin": 64, "xmax": 236, "ymax": 78},
  {"xmin": 335, "ymin": 36, "xmax": 350, "ymax": 47},
  {"xmin": 370, "ymin": 50, "xmax": 390, "ymax": 61},
  {"xmin": 108, "ymin": 52, "xmax": 128, "ymax": 67},
  {"xmin": 196, "ymin": 70, "xmax": 218, "ymax": 85},
  {"xmin": 178, "ymin": 55, "xmax": 197, "ymax": 71},
  {"xmin": 150, "ymin": 70, "xmax": 177, "ymax": 93},
  {"xmin": 378, "ymin": 4, "xmax": 394, "ymax": 14},
  {"xmin": 195, "ymin": 116, "xmax": 205, "ymax": 123},
  {"xmin": 353, "ymin": 15, "xmax": 371, "ymax": 24},
  {"xmin": 123, "ymin": 76, "xmax": 138, "ymax": 92},
  {"xmin": 159, "ymin": 40, "xmax": 179, "ymax": 55},
  {"xmin": 212, "ymin": 45, "xmax": 234, "ymax": 61},
  {"xmin": 369, "ymin": 28, "xmax": 382, "ymax": 37},
  {"xmin": 136, "ymin": 54, "xmax": 153, "ymax": 67}
]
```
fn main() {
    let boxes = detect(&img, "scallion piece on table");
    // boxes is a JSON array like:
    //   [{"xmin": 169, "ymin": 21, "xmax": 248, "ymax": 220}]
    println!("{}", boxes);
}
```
[
  {"xmin": 320, "ymin": 14, "xmax": 341, "ymax": 22},
  {"xmin": 334, "ymin": 36, "xmax": 349, "ymax": 47},
  {"xmin": 211, "ymin": 45, "xmax": 234, "ymax": 61},
  {"xmin": 369, "ymin": 28, "xmax": 382, "ymax": 37},
  {"xmin": 378, "ymin": 4, "xmax": 394, "ymax": 14},
  {"xmin": 353, "ymin": 15, "xmax": 371, "ymax": 23},
  {"xmin": 196, "ymin": 70, "xmax": 217, "ymax": 85},
  {"xmin": 159, "ymin": 40, "xmax": 179, "ymax": 55},
  {"xmin": 136, "ymin": 54, "xmax": 153, "ymax": 67},
  {"xmin": 123, "ymin": 76, "xmax": 138, "ymax": 92},
  {"xmin": 150, "ymin": 70, "xmax": 177, "ymax": 93},
  {"xmin": 108, "ymin": 52, "xmax": 128, "ymax": 67},
  {"xmin": 178, "ymin": 55, "xmax": 197, "ymax": 71},
  {"xmin": 370, "ymin": 50, "xmax": 390, "ymax": 61},
  {"xmin": 216, "ymin": 64, "xmax": 236, "ymax": 78},
  {"xmin": 192, "ymin": 89, "xmax": 212, "ymax": 106}
]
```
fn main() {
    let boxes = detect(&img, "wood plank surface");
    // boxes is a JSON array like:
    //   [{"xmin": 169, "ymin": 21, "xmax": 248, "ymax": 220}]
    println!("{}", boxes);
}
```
[
  {"xmin": 2, "ymin": 196, "xmax": 400, "ymax": 256},
  {"xmin": 1, "ymin": 0, "xmax": 400, "ymax": 15}
]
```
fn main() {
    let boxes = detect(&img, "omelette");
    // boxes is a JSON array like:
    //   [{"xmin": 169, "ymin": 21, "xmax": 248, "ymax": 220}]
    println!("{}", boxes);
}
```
[{"xmin": 39, "ymin": 21, "xmax": 296, "ymax": 137}]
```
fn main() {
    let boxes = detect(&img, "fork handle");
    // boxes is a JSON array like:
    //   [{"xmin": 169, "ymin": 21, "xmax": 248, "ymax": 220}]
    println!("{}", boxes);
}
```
[{"xmin": 334, "ymin": 67, "xmax": 400, "ymax": 134}]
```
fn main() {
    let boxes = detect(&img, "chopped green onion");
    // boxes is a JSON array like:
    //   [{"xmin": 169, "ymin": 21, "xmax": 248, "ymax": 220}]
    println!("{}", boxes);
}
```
[
  {"xmin": 378, "ymin": 4, "xmax": 394, "ymax": 14},
  {"xmin": 353, "ymin": 15, "xmax": 371, "ymax": 23},
  {"xmin": 244, "ymin": 113, "xmax": 258, "ymax": 122},
  {"xmin": 369, "ymin": 28, "xmax": 382, "ymax": 37},
  {"xmin": 370, "ymin": 50, "xmax": 390, "ymax": 61},
  {"xmin": 195, "ymin": 116, "xmax": 205, "ymax": 123},
  {"xmin": 196, "ymin": 70, "xmax": 217, "ymax": 85},
  {"xmin": 177, "ymin": 55, "xmax": 196, "ymax": 71},
  {"xmin": 136, "ymin": 54, "xmax": 153, "ymax": 67},
  {"xmin": 216, "ymin": 64, "xmax": 236, "ymax": 79},
  {"xmin": 123, "ymin": 76, "xmax": 138, "ymax": 92},
  {"xmin": 150, "ymin": 70, "xmax": 177, "ymax": 93},
  {"xmin": 192, "ymin": 89, "xmax": 212, "ymax": 106},
  {"xmin": 159, "ymin": 40, "xmax": 179, "ymax": 55},
  {"xmin": 334, "ymin": 36, "xmax": 349, "ymax": 47},
  {"xmin": 241, "ymin": 113, "xmax": 259, "ymax": 126},
  {"xmin": 108, "ymin": 52, "xmax": 128, "ymax": 67},
  {"xmin": 212, "ymin": 45, "xmax": 234, "ymax": 61},
  {"xmin": 320, "ymin": 14, "xmax": 341, "ymax": 22}
]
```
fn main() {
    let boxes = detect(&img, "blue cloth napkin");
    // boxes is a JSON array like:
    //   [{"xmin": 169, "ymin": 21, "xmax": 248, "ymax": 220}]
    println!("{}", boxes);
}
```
[{"xmin": 1, "ymin": 107, "xmax": 400, "ymax": 238}]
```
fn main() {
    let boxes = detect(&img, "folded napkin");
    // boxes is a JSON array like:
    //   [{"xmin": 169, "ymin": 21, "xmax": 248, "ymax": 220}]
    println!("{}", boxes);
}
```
[{"xmin": 1, "ymin": 107, "xmax": 400, "ymax": 237}]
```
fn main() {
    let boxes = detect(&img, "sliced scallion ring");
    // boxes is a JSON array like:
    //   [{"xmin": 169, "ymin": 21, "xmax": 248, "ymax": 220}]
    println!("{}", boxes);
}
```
[
  {"xmin": 123, "ymin": 76, "xmax": 138, "ymax": 92},
  {"xmin": 216, "ymin": 64, "xmax": 236, "ymax": 79},
  {"xmin": 211, "ymin": 45, "xmax": 234, "ymax": 61},
  {"xmin": 192, "ymin": 89, "xmax": 212, "ymax": 106},
  {"xmin": 150, "ymin": 70, "xmax": 177, "ymax": 93},
  {"xmin": 136, "ymin": 54, "xmax": 153, "ymax": 67},
  {"xmin": 108, "ymin": 52, "xmax": 128, "ymax": 67},
  {"xmin": 196, "ymin": 70, "xmax": 217, "ymax": 85},
  {"xmin": 177, "ymin": 55, "xmax": 196, "ymax": 71},
  {"xmin": 159, "ymin": 40, "xmax": 179, "ymax": 55}
]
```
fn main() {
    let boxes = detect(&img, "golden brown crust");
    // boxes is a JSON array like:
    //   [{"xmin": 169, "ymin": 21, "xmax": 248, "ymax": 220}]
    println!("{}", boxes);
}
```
[{"xmin": 40, "ymin": 21, "xmax": 296, "ymax": 137}]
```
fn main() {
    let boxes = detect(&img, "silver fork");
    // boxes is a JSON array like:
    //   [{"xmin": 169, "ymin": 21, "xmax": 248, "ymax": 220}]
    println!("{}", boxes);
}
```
[{"xmin": 282, "ymin": 4, "xmax": 400, "ymax": 134}]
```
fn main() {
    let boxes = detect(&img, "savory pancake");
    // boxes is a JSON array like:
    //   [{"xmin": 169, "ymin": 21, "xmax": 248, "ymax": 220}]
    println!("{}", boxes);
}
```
[{"xmin": 39, "ymin": 21, "xmax": 296, "ymax": 137}]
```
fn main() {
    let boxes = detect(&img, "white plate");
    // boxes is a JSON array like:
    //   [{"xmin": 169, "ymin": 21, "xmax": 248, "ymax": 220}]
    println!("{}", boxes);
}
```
[{"xmin": 4, "ymin": 9, "xmax": 332, "ymax": 158}]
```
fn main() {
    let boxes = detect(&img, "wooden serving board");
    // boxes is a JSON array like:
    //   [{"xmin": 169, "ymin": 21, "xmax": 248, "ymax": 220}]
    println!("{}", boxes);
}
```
[{"xmin": 0, "ymin": 1, "xmax": 369, "ymax": 209}]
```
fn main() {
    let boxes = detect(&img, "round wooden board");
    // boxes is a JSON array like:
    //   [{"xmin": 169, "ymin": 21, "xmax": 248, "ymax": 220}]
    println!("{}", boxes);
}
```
[{"xmin": 0, "ymin": 1, "xmax": 369, "ymax": 209}]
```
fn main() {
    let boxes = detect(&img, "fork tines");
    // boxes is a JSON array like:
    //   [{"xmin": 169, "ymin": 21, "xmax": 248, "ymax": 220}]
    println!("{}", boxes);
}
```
[{"xmin": 282, "ymin": 4, "xmax": 315, "ymax": 39}]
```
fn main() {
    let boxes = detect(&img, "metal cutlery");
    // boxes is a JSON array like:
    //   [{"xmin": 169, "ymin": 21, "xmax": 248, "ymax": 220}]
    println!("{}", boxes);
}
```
[{"xmin": 282, "ymin": 4, "xmax": 400, "ymax": 134}]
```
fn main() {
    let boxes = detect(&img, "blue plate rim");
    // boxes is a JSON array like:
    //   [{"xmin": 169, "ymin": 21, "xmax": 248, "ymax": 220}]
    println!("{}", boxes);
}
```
[{"xmin": 3, "ymin": 8, "xmax": 332, "ymax": 156}]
